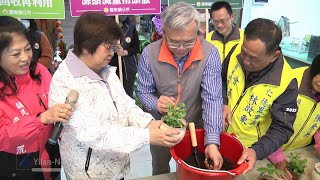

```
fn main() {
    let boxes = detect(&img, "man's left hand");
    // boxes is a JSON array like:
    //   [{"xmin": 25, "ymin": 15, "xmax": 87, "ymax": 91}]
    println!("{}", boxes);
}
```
[
  {"xmin": 237, "ymin": 148, "xmax": 256, "ymax": 174},
  {"xmin": 204, "ymin": 144, "xmax": 223, "ymax": 170}
]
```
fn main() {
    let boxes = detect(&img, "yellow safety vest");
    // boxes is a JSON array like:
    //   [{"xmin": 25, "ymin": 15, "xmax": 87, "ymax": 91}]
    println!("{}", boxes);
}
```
[
  {"xmin": 226, "ymin": 45, "xmax": 294, "ymax": 148},
  {"xmin": 282, "ymin": 67, "xmax": 320, "ymax": 150},
  {"xmin": 206, "ymin": 29, "xmax": 244, "ymax": 63}
]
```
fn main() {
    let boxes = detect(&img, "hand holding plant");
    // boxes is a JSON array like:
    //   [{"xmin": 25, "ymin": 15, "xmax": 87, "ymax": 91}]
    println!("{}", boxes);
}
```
[
  {"xmin": 160, "ymin": 103, "xmax": 187, "ymax": 141},
  {"xmin": 287, "ymin": 152, "xmax": 307, "ymax": 175},
  {"xmin": 257, "ymin": 163, "xmax": 285, "ymax": 180},
  {"xmin": 162, "ymin": 103, "xmax": 186, "ymax": 128},
  {"xmin": 275, "ymin": 160, "xmax": 292, "ymax": 180}
]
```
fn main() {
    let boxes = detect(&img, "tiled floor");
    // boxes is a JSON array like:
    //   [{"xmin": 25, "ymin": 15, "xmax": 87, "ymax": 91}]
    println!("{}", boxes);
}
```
[{"xmin": 61, "ymin": 145, "xmax": 177, "ymax": 180}]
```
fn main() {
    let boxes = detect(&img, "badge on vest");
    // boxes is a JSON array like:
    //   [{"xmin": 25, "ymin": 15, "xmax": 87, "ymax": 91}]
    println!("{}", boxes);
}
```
[
  {"xmin": 285, "ymin": 108, "xmax": 297, "ymax": 113},
  {"xmin": 281, "ymin": 105, "xmax": 297, "ymax": 113},
  {"xmin": 34, "ymin": 43, "xmax": 40, "ymax": 49},
  {"xmin": 125, "ymin": 37, "xmax": 131, "ymax": 43}
]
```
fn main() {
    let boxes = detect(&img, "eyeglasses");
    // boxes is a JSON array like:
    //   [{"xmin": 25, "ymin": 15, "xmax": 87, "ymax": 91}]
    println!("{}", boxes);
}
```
[
  {"xmin": 211, "ymin": 17, "xmax": 231, "ymax": 25},
  {"xmin": 100, "ymin": 43, "xmax": 118, "ymax": 53},
  {"xmin": 166, "ymin": 38, "xmax": 196, "ymax": 49}
]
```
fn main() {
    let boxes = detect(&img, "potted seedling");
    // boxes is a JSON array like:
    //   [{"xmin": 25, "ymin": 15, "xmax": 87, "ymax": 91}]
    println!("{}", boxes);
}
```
[
  {"xmin": 287, "ymin": 152, "xmax": 307, "ymax": 180},
  {"xmin": 257, "ymin": 163, "xmax": 285, "ymax": 180},
  {"xmin": 160, "ymin": 103, "xmax": 188, "ymax": 140}
]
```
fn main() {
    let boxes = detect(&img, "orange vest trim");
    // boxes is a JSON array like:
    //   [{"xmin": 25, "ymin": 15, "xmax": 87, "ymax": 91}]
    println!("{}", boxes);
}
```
[{"xmin": 158, "ymin": 37, "xmax": 203, "ymax": 73}]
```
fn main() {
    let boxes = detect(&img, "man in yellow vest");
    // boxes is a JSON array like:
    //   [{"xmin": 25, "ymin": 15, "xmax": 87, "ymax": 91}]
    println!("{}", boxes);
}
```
[
  {"xmin": 222, "ymin": 18, "xmax": 299, "ymax": 173},
  {"xmin": 268, "ymin": 54, "xmax": 320, "ymax": 179},
  {"xmin": 206, "ymin": 1, "xmax": 244, "ymax": 62}
]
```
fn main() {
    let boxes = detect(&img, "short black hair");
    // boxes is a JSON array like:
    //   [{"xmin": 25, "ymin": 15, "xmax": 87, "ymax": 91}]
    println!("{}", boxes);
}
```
[
  {"xmin": 310, "ymin": 53, "xmax": 320, "ymax": 79},
  {"xmin": 73, "ymin": 11, "xmax": 123, "ymax": 56},
  {"xmin": 245, "ymin": 18, "xmax": 282, "ymax": 55},
  {"xmin": 210, "ymin": 1, "xmax": 233, "ymax": 16}
]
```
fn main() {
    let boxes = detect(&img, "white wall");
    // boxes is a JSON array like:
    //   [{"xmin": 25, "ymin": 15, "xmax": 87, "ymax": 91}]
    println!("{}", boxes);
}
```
[{"xmin": 241, "ymin": 0, "xmax": 320, "ymax": 38}]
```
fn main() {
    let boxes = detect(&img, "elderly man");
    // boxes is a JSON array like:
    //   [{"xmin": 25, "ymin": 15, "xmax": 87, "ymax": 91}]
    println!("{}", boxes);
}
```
[
  {"xmin": 222, "ymin": 18, "xmax": 298, "ymax": 173},
  {"xmin": 137, "ymin": 2, "xmax": 223, "ymax": 175}
]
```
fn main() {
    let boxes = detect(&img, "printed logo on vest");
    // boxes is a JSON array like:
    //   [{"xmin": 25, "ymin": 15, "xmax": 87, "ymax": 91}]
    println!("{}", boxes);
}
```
[
  {"xmin": 285, "ymin": 107, "xmax": 297, "ymax": 113},
  {"xmin": 13, "ymin": 117, "xmax": 20, "ymax": 123},
  {"xmin": 16, "ymin": 101, "xmax": 29, "ymax": 116},
  {"xmin": 16, "ymin": 144, "xmax": 26, "ymax": 154},
  {"xmin": 281, "ymin": 104, "xmax": 297, "ymax": 113}
]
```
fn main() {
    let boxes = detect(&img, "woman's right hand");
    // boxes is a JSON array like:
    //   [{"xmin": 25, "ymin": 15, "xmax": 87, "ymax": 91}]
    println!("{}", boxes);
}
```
[
  {"xmin": 275, "ymin": 160, "xmax": 292, "ymax": 180},
  {"xmin": 148, "ymin": 120, "xmax": 181, "ymax": 147},
  {"xmin": 39, "ymin": 103, "xmax": 73, "ymax": 124}
]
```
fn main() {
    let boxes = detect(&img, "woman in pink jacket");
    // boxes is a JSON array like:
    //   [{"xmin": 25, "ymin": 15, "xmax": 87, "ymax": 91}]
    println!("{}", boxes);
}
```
[
  {"xmin": 0, "ymin": 16, "xmax": 73, "ymax": 180},
  {"xmin": 268, "ymin": 54, "xmax": 320, "ymax": 180}
]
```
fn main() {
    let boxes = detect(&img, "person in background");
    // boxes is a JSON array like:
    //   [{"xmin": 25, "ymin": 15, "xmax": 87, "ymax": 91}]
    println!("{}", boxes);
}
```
[
  {"xmin": 21, "ymin": 19, "xmax": 53, "ymax": 68},
  {"xmin": 151, "ymin": 15, "xmax": 163, "ymax": 42},
  {"xmin": 137, "ymin": 2, "xmax": 223, "ymax": 175},
  {"xmin": 268, "ymin": 54, "xmax": 320, "ymax": 180},
  {"xmin": 0, "ymin": 16, "xmax": 72, "ymax": 180},
  {"xmin": 197, "ymin": 9, "xmax": 207, "ymax": 38},
  {"xmin": 109, "ymin": 15, "xmax": 140, "ymax": 98},
  {"xmin": 206, "ymin": 1, "xmax": 244, "ymax": 62},
  {"xmin": 222, "ymin": 18, "xmax": 298, "ymax": 173},
  {"xmin": 48, "ymin": 12, "xmax": 182, "ymax": 180}
]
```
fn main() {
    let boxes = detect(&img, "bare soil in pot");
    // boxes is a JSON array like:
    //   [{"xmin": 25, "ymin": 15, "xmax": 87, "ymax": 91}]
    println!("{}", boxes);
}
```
[{"xmin": 184, "ymin": 152, "xmax": 234, "ymax": 170}]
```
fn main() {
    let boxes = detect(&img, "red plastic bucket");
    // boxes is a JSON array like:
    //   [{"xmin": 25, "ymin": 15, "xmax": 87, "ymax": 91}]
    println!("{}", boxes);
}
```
[{"xmin": 170, "ymin": 129, "xmax": 248, "ymax": 180}]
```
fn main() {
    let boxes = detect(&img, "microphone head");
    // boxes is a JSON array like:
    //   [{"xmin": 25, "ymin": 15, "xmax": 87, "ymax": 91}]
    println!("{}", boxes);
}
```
[{"xmin": 65, "ymin": 90, "xmax": 79, "ymax": 107}]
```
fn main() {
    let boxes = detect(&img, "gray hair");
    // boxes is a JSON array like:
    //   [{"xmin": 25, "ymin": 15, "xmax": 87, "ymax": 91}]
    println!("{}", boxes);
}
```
[{"xmin": 161, "ymin": 2, "xmax": 200, "ymax": 32}]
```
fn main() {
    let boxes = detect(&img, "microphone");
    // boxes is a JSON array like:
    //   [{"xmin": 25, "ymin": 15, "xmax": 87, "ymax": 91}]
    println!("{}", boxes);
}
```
[{"xmin": 48, "ymin": 90, "xmax": 79, "ymax": 145}]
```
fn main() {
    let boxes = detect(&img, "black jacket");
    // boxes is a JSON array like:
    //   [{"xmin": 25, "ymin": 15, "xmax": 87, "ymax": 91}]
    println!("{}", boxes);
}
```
[{"xmin": 110, "ymin": 20, "xmax": 140, "ymax": 80}]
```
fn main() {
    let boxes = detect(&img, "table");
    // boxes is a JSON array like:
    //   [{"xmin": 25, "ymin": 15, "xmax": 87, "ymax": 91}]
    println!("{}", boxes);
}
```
[{"xmin": 132, "ymin": 145, "xmax": 320, "ymax": 180}]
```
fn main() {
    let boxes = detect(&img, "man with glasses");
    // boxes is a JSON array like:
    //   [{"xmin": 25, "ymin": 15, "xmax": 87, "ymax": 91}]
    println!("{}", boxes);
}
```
[
  {"xmin": 222, "ymin": 18, "xmax": 298, "ymax": 173},
  {"xmin": 137, "ymin": 2, "xmax": 223, "ymax": 175},
  {"xmin": 206, "ymin": 1, "xmax": 244, "ymax": 62}
]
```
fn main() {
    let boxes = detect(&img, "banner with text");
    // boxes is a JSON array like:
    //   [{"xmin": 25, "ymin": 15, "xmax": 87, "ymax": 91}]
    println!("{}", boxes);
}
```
[
  {"xmin": 0, "ymin": 0, "xmax": 65, "ymax": 19},
  {"xmin": 70, "ymin": 0, "xmax": 161, "ymax": 17},
  {"xmin": 168, "ymin": 0, "xmax": 242, "ymax": 9}
]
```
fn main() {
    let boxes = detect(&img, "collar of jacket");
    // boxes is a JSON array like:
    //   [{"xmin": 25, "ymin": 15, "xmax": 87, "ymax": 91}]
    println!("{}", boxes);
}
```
[
  {"xmin": 158, "ymin": 37, "xmax": 203, "ymax": 74},
  {"xmin": 298, "ymin": 67, "xmax": 316, "ymax": 99},
  {"xmin": 236, "ymin": 52, "xmax": 286, "ymax": 87},
  {"xmin": 211, "ymin": 26, "xmax": 240, "ymax": 42},
  {"xmin": 66, "ymin": 50, "xmax": 108, "ymax": 81}
]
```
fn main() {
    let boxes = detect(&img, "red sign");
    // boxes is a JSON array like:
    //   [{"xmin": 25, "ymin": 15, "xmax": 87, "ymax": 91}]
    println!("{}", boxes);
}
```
[{"xmin": 69, "ymin": 0, "xmax": 161, "ymax": 17}]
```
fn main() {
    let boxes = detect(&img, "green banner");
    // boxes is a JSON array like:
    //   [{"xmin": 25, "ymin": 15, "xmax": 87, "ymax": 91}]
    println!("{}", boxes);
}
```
[
  {"xmin": 167, "ymin": 0, "xmax": 242, "ymax": 9},
  {"xmin": 0, "ymin": 0, "xmax": 65, "ymax": 19}
]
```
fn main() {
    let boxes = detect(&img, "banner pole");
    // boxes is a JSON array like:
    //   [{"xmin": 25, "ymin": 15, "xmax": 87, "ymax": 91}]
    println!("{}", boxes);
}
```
[{"xmin": 115, "ymin": 15, "xmax": 123, "ymax": 84}]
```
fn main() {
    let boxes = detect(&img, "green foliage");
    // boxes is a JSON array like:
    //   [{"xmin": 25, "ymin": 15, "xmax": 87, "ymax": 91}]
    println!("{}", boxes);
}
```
[
  {"xmin": 257, "ymin": 163, "xmax": 285, "ymax": 177},
  {"xmin": 138, "ymin": 35, "xmax": 151, "ymax": 54},
  {"xmin": 287, "ymin": 152, "xmax": 307, "ymax": 175},
  {"xmin": 133, "ymin": 74, "xmax": 142, "ymax": 107},
  {"xmin": 163, "ymin": 103, "xmax": 186, "ymax": 128}
]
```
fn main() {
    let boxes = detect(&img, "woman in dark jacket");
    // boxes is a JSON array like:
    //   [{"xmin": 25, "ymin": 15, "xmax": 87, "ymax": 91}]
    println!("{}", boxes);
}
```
[{"xmin": 110, "ymin": 16, "xmax": 140, "ymax": 98}]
